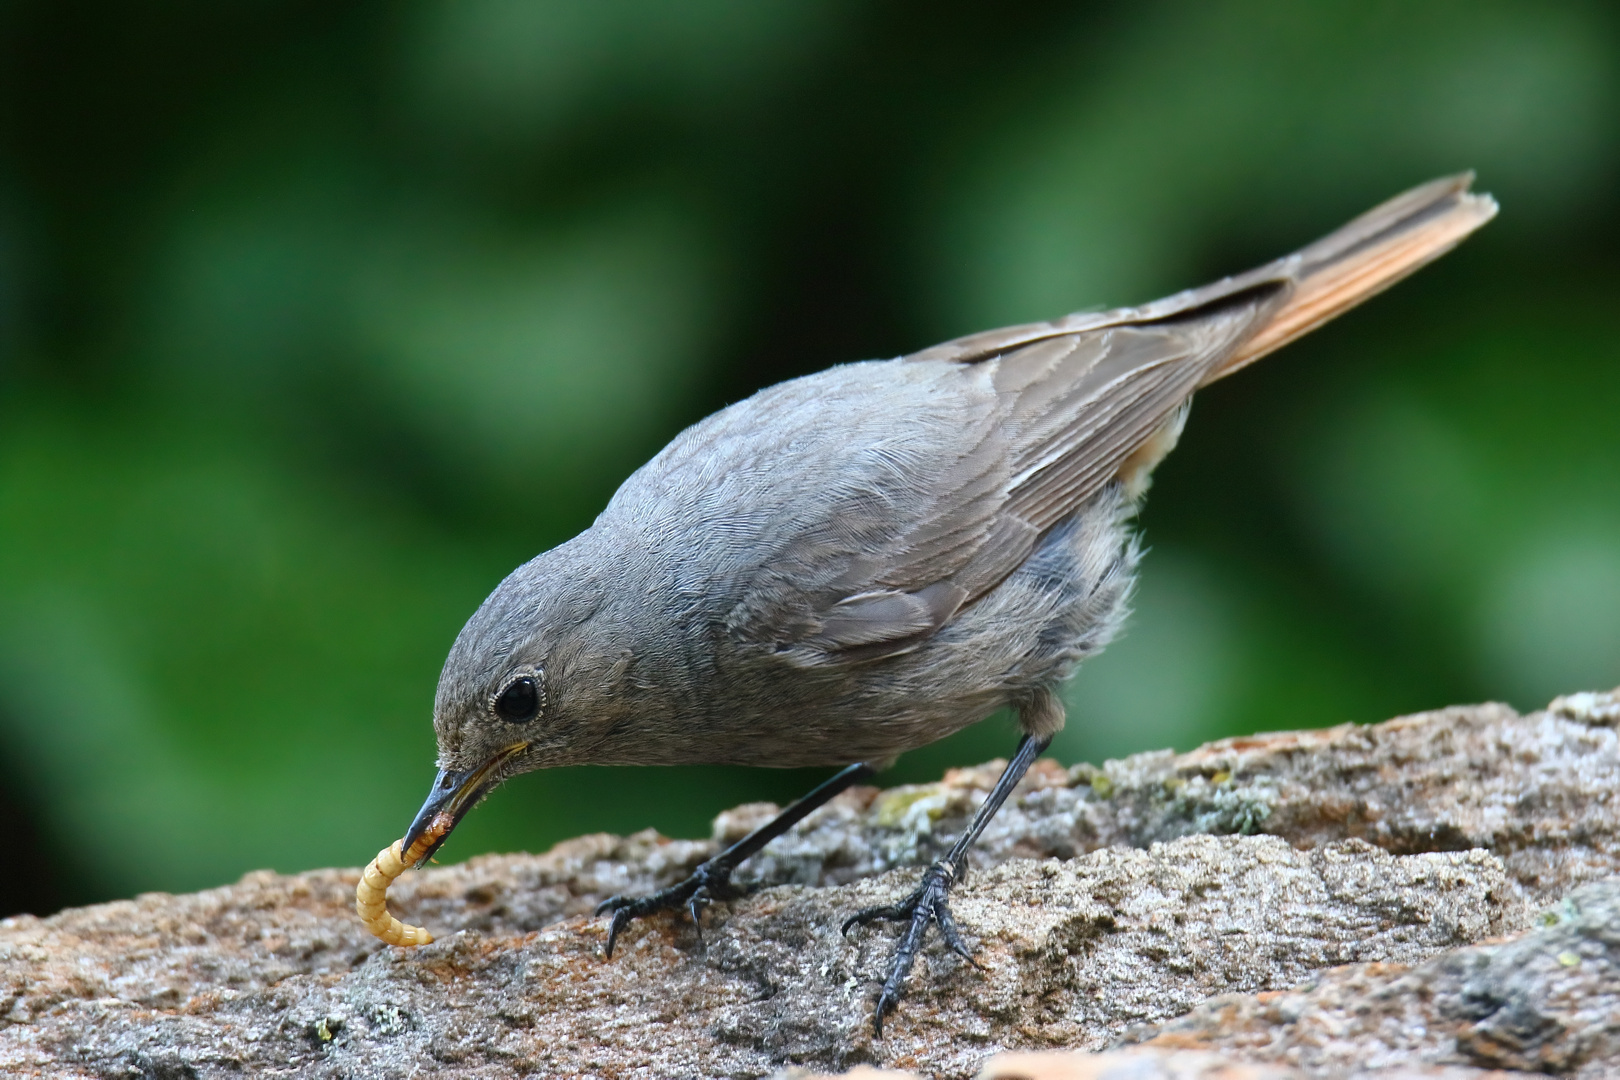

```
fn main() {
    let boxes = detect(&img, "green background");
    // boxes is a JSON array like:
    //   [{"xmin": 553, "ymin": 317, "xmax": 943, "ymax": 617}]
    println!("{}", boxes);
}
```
[{"xmin": 2, "ymin": 1, "xmax": 1616, "ymax": 917}]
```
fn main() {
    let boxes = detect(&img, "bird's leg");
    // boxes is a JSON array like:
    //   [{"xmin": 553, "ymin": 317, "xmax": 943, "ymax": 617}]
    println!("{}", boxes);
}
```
[
  {"xmin": 596, "ymin": 760, "xmax": 877, "ymax": 958},
  {"xmin": 842, "ymin": 732, "xmax": 1052, "ymax": 1036}
]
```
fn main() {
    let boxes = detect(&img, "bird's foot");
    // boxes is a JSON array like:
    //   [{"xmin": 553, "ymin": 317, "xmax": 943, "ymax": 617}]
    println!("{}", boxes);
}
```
[
  {"xmin": 595, "ymin": 859, "xmax": 748, "ymax": 958},
  {"xmin": 841, "ymin": 859, "xmax": 979, "ymax": 1036}
]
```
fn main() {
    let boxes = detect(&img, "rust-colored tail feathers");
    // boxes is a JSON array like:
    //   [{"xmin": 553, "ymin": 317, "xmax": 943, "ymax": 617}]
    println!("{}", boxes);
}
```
[{"xmin": 1204, "ymin": 173, "xmax": 1497, "ymax": 385}]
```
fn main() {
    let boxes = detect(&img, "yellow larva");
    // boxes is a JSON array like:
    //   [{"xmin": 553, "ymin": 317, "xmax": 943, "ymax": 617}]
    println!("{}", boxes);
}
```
[{"xmin": 355, "ymin": 814, "xmax": 449, "ymax": 946}]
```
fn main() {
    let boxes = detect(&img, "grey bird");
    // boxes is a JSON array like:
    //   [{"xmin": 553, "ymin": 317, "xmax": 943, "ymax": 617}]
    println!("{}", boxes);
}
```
[{"xmin": 402, "ymin": 174, "xmax": 1496, "ymax": 1033}]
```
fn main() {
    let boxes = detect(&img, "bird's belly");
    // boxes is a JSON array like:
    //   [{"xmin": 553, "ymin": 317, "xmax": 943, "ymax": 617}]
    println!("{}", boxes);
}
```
[{"xmin": 668, "ymin": 491, "xmax": 1140, "ymax": 769}]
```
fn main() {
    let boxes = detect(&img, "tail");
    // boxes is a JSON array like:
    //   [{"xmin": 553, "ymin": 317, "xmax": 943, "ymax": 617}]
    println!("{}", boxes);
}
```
[
  {"xmin": 1201, "ymin": 173, "xmax": 1497, "ymax": 385},
  {"xmin": 906, "ymin": 174, "xmax": 1496, "ymax": 377}
]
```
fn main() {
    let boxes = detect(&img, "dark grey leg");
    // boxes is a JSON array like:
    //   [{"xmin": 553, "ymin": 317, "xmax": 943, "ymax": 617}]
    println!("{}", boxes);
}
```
[
  {"xmin": 842, "ymin": 732, "xmax": 1052, "ymax": 1036},
  {"xmin": 597, "ymin": 761, "xmax": 878, "ymax": 957}
]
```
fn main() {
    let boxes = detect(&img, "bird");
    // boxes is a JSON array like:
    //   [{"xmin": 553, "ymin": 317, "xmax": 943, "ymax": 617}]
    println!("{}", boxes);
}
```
[{"xmin": 401, "ymin": 173, "xmax": 1496, "ymax": 1034}]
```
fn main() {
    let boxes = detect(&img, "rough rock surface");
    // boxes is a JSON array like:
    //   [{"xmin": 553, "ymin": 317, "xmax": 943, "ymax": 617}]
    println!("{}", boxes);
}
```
[
  {"xmin": 813, "ymin": 875, "xmax": 1620, "ymax": 1080},
  {"xmin": 1124, "ymin": 877, "xmax": 1620, "ymax": 1077},
  {"xmin": 1, "ymin": 690, "xmax": 1617, "ymax": 1079}
]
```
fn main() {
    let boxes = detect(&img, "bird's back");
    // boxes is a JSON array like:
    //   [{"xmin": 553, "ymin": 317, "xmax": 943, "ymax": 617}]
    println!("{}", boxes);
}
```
[{"xmin": 563, "ymin": 175, "xmax": 1496, "ymax": 766}]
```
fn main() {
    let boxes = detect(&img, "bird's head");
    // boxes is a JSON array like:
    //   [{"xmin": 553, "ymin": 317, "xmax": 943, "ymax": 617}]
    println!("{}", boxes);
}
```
[{"xmin": 400, "ymin": 545, "xmax": 608, "ymax": 864}]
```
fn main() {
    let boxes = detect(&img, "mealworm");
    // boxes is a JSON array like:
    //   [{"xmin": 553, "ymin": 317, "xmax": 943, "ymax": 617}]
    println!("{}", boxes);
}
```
[{"xmin": 355, "ymin": 813, "xmax": 450, "ymax": 946}]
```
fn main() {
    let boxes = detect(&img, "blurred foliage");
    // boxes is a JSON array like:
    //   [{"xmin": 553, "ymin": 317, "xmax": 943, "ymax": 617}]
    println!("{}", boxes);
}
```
[{"xmin": 1, "ymin": 0, "xmax": 1616, "ymax": 917}]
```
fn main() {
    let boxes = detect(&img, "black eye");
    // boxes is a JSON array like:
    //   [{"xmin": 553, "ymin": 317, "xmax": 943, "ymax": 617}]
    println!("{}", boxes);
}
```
[{"xmin": 494, "ymin": 676, "xmax": 540, "ymax": 723}]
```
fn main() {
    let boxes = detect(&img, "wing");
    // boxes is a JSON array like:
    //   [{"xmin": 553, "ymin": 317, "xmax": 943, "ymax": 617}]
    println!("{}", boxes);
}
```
[
  {"xmin": 709, "ymin": 295, "xmax": 1275, "ymax": 666},
  {"xmin": 672, "ymin": 175, "xmax": 1496, "ymax": 666}
]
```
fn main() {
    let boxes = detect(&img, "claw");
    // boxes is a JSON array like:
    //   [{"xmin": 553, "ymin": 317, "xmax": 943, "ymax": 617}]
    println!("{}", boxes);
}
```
[
  {"xmin": 688, "ymin": 891, "xmax": 712, "ymax": 952},
  {"xmin": 873, "ymin": 983, "xmax": 900, "ymax": 1037},
  {"xmin": 935, "ymin": 902, "xmax": 982, "ymax": 968},
  {"xmin": 841, "ymin": 900, "xmax": 906, "ymax": 936},
  {"xmin": 604, "ymin": 906, "xmax": 635, "ymax": 959},
  {"xmin": 841, "ymin": 861, "xmax": 975, "ymax": 1036},
  {"xmin": 595, "ymin": 860, "xmax": 739, "ymax": 960}
]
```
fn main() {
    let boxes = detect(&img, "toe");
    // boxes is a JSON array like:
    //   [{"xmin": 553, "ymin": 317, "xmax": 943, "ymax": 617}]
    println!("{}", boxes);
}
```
[
  {"xmin": 872, "ymin": 991, "xmax": 894, "ymax": 1038},
  {"xmin": 604, "ymin": 908, "xmax": 638, "ymax": 959},
  {"xmin": 934, "ymin": 900, "xmax": 979, "ymax": 966},
  {"xmin": 841, "ymin": 902, "xmax": 903, "ymax": 934},
  {"xmin": 687, "ymin": 893, "xmax": 711, "ymax": 950}
]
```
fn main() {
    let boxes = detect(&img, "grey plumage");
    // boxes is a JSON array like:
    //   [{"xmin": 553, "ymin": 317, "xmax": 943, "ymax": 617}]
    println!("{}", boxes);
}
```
[
  {"xmin": 402, "ymin": 173, "xmax": 1497, "ymax": 1032},
  {"xmin": 428, "ymin": 173, "xmax": 1496, "ymax": 782}
]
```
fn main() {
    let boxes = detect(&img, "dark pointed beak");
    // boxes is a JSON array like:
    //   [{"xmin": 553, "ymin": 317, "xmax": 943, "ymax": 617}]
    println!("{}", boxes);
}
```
[{"xmin": 401, "ymin": 741, "xmax": 528, "ymax": 866}]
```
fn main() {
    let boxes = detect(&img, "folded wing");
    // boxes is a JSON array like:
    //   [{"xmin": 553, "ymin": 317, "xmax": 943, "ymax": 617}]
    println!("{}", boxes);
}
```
[{"xmin": 728, "ymin": 175, "xmax": 1495, "ymax": 664}]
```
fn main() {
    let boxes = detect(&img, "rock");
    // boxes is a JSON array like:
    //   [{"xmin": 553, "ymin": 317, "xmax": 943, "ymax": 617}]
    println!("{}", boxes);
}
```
[
  {"xmin": 727, "ymin": 690, "xmax": 1620, "ymax": 910},
  {"xmin": 806, "ymin": 1046, "xmax": 1555, "ymax": 1080},
  {"xmin": 0, "ymin": 837, "xmax": 1521, "ymax": 1078},
  {"xmin": 1123, "ymin": 877, "xmax": 1620, "ymax": 1079},
  {"xmin": 1, "ymin": 690, "xmax": 1617, "ymax": 1079}
]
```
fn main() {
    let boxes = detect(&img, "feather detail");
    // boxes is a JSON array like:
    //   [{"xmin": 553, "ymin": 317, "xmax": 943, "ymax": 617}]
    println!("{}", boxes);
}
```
[{"xmin": 658, "ymin": 175, "xmax": 1495, "ymax": 666}]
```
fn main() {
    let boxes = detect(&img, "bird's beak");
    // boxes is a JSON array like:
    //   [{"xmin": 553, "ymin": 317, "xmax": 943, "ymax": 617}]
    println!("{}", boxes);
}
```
[{"xmin": 401, "ymin": 741, "xmax": 529, "ymax": 866}]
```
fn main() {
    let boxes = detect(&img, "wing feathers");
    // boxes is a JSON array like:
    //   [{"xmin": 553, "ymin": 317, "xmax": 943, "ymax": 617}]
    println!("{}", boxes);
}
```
[
  {"xmin": 1001, "ymin": 306, "xmax": 1266, "ymax": 527},
  {"xmin": 743, "ymin": 175, "xmax": 1493, "ymax": 665}
]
